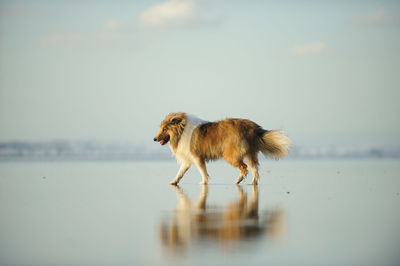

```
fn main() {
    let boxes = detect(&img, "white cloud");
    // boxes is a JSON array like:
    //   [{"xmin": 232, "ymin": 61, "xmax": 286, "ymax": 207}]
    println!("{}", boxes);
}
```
[
  {"xmin": 39, "ymin": 26, "xmax": 131, "ymax": 49},
  {"xmin": 39, "ymin": 30, "xmax": 86, "ymax": 47},
  {"xmin": 348, "ymin": 9, "xmax": 399, "ymax": 26},
  {"xmin": 39, "ymin": 1, "xmax": 220, "ymax": 48},
  {"xmin": 103, "ymin": 20, "xmax": 123, "ymax": 31},
  {"xmin": 39, "ymin": 19, "xmax": 135, "ymax": 48},
  {"xmin": 367, "ymin": 9, "xmax": 390, "ymax": 24},
  {"xmin": 138, "ymin": 0, "xmax": 198, "ymax": 28},
  {"xmin": 292, "ymin": 41, "xmax": 325, "ymax": 56}
]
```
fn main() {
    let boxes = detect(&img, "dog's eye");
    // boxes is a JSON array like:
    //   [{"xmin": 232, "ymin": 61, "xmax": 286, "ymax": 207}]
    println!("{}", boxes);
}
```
[{"xmin": 162, "ymin": 128, "xmax": 167, "ymax": 132}]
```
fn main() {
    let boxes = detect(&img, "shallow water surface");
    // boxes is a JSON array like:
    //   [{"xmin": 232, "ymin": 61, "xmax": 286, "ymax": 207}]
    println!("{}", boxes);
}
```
[{"xmin": 0, "ymin": 160, "xmax": 399, "ymax": 265}]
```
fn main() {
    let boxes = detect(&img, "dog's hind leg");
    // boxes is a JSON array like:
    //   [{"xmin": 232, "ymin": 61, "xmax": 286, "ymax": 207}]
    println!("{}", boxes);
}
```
[
  {"xmin": 170, "ymin": 162, "xmax": 191, "ymax": 185},
  {"xmin": 245, "ymin": 154, "xmax": 259, "ymax": 185},
  {"xmin": 234, "ymin": 161, "xmax": 248, "ymax": 184},
  {"xmin": 224, "ymin": 154, "xmax": 248, "ymax": 184},
  {"xmin": 193, "ymin": 157, "xmax": 209, "ymax": 185}
]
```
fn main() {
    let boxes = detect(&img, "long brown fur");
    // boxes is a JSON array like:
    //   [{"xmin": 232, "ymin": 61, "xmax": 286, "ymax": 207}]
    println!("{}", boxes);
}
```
[{"xmin": 154, "ymin": 112, "xmax": 290, "ymax": 185}]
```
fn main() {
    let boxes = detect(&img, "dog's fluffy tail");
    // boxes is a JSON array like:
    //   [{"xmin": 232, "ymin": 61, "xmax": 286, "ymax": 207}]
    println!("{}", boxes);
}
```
[{"xmin": 259, "ymin": 130, "xmax": 290, "ymax": 160}]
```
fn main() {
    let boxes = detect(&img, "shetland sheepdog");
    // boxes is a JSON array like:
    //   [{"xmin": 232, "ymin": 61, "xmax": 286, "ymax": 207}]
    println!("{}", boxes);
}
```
[{"xmin": 153, "ymin": 112, "xmax": 290, "ymax": 185}]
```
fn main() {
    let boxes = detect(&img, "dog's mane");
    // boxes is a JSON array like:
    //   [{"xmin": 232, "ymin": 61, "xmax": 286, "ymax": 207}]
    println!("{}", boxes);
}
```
[
  {"xmin": 170, "ymin": 119, "xmax": 186, "ymax": 151},
  {"xmin": 171, "ymin": 114, "xmax": 206, "ymax": 157}
]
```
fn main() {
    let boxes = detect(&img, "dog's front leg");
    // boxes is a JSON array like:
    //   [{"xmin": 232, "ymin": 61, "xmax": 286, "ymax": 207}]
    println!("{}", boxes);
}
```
[
  {"xmin": 193, "ymin": 158, "xmax": 209, "ymax": 185},
  {"xmin": 170, "ymin": 163, "xmax": 191, "ymax": 185}
]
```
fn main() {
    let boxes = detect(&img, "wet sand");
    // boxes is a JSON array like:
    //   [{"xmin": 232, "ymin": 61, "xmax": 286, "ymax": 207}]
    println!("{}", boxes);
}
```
[{"xmin": 0, "ymin": 160, "xmax": 399, "ymax": 266}]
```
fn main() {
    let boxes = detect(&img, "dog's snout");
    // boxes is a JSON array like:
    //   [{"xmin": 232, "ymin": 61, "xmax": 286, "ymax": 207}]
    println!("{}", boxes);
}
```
[{"xmin": 153, "ymin": 137, "xmax": 157, "ymax": 142}]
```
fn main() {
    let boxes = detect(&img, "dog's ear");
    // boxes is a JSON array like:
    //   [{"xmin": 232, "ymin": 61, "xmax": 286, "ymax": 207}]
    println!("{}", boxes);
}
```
[{"xmin": 171, "ymin": 117, "xmax": 182, "ymax": 125}]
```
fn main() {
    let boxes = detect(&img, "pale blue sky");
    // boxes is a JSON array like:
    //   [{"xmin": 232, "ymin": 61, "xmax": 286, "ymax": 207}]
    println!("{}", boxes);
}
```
[{"xmin": 1, "ymin": 0, "xmax": 399, "ymax": 146}]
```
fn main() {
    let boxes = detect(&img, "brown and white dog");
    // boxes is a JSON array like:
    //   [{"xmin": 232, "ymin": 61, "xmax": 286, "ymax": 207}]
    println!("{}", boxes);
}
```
[{"xmin": 153, "ymin": 112, "xmax": 290, "ymax": 185}]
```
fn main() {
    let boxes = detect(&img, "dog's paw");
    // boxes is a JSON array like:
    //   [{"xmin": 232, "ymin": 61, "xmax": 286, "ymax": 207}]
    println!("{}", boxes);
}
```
[
  {"xmin": 170, "ymin": 180, "xmax": 179, "ymax": 186},
  {"xmin": 235, "ymin": 177, "xmax": 244, "ymax": 184},
  {"xmin": 249, "ymin": 181, "xmax": 258, "ymax": 186}
]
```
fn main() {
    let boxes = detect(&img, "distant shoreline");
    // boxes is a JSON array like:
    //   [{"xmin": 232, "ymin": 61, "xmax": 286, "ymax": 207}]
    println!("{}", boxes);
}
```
[{"xmin": 1, "ymin": 140, "xmax": 399, "ymax": 162}]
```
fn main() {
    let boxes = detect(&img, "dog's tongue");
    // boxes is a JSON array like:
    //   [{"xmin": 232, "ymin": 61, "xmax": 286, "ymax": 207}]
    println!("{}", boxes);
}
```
[{"xmin": 160, "ymin": 140, "xmax": 166, "ymax": 145}]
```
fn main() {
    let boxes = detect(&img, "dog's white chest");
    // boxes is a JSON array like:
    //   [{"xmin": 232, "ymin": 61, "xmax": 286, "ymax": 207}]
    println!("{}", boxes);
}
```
[{"xmin": 174, "ymin": 115, "xmax": 205, "ymax": 163}]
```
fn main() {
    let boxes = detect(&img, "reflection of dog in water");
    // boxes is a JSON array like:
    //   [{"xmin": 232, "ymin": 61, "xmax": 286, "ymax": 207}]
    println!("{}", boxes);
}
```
[{"xmin": 159, "ymin": 185, "xmax": 285, "ymax": 253}]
